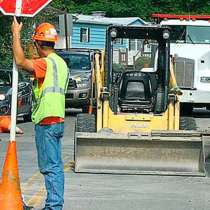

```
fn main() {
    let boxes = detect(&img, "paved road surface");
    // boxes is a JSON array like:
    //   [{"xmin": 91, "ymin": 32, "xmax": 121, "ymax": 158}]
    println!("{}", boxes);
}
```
[{"xmin": 0, "ymin": 109, "xmax": 210, "ymax": 210}]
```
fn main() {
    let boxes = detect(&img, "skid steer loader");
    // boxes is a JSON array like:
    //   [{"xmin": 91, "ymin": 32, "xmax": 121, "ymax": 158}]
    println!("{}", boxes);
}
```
[{"xmin": 74, "ymin": 25, "xmax": 210, "ymax": 176}]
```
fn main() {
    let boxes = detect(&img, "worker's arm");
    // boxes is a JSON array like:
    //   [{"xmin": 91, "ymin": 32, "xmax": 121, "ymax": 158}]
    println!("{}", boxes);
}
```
[{"xmin": 11, "ymin": 17, "xmax": 34, "ymax": 73}]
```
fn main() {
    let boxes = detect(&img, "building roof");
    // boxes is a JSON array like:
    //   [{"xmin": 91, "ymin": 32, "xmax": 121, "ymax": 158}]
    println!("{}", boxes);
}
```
[{"xmin": 73, "ymin": 14, "xmax": 147, "ymax": 26}]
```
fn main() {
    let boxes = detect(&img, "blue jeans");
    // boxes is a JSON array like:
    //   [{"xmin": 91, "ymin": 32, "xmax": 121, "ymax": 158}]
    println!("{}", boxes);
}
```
[{"xmin": 35, "ymin": 123, "xmax": 64, "ymax": 210}]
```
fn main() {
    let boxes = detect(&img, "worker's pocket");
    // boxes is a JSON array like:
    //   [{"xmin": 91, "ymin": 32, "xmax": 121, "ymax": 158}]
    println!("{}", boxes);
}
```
[{"xmin": 48, "ymin": 123, "xmax": 64, "ymax": 139}]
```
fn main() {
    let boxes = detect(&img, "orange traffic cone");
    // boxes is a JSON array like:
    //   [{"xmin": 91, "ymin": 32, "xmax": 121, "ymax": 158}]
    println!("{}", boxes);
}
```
[
  {"xmin": 0, "ymin": 115, "xmax": 23, "ymax": 134},
  {"xmin": 0, "ymin": 141, "xmax": 23, "ymax": 209}
]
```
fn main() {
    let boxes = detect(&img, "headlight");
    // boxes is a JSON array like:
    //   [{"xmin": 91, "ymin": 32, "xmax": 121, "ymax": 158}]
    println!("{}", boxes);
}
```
[
  {"xmin": 0, "ymin": 94, "xmax": 6, "ymax": 101},
  {"xmin": 163, "ymin": 29, "xmax": 170, "ymax": 40},
  {"xmin": 110, "ymin": 28, "xmax": 117, "ymax": 38},
  {"xmin": 77, "ymin": 78, "xmax": 90, "ymax": 88},
  {"xmin": 200, "ymin": 76, "xmax": 210, "ymax": 83},
  {"xmin": 74, "ymin": 74, "xmax": 91, "ymax": 88}
]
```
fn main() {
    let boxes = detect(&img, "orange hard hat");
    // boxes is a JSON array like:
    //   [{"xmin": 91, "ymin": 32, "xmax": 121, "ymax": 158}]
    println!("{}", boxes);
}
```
[{"xmin": 32, "ymin": 23, "xmax": 58, "ymax": 42}]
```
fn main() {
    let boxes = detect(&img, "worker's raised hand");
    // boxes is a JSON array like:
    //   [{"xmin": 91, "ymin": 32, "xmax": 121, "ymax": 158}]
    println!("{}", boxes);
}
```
[{"xmin": 11, "ymin": 16, "xmax": 23, "ymax": 36}]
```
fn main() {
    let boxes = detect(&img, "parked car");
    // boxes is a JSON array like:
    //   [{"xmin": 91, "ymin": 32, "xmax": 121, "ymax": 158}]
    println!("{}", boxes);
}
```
[
  {"xmin": 0, "ymin": 69, "xmax": 32, "ymax": 121},
  {"xmin": 57, "ymin": 49, "xmax": 94, "ymax": 112}
]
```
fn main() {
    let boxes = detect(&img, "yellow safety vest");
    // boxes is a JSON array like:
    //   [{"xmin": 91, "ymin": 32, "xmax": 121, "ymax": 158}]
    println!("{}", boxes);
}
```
[{"xmin": 32, "ymin": 52, "xmax": 69, "ymax": 124}]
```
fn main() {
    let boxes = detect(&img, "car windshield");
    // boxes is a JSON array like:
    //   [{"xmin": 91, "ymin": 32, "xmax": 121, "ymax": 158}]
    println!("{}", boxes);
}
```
[
  {"xmin": 61, "ymin": 53, "xmax": 91, "ymax": 71},
  {"xmin": 0, "ymin": 71, "xmax": 11, "ymax": 86},
  {"xmin": 169, "ymin": 25, "xmax": 210, "ymax": 44}
]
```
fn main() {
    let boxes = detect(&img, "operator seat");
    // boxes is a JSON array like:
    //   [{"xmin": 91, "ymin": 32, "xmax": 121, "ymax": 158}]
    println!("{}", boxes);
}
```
[{"xmin": 118, "ymin": 71, "xmax": 156, "ymax": 113}]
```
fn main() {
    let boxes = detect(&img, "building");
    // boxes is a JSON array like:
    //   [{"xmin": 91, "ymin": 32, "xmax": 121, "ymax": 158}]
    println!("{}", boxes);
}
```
[{"xmin": 57, "ymin": 12, "xmax": 147, "ymax": 65}]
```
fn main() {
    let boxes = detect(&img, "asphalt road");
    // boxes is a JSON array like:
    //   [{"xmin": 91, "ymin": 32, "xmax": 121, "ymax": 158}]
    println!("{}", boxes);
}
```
[{"xmin": 0, "ymin": 109, "xmax": 210, "ymax": 210}]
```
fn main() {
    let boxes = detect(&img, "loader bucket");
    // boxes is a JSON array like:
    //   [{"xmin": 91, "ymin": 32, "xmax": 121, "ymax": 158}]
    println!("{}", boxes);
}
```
[{"xmin": 74, "ymin": 131, "xmax": 210, "ymax": 176}]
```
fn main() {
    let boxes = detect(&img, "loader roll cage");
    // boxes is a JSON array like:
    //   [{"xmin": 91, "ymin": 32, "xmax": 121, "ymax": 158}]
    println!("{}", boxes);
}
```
[{"xmin": 106, "ymin": 25, "xmax": 171, "ymax": 114}]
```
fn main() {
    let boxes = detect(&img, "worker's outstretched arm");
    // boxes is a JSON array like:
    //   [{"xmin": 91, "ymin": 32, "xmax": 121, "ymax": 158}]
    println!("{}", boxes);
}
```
[{"xmin": 11, "ymin": 16, "xmax": 34, "ymax": 72}]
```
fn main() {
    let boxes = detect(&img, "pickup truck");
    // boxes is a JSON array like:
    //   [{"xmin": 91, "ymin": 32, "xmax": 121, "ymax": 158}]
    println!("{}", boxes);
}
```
[{"xmin": 57, "ymin": 49, "xmax": 94, "ymax": 112}]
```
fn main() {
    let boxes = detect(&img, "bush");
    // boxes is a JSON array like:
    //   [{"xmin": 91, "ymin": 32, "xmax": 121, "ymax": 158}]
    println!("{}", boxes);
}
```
[{"xmin": 112, "ymin": 63, "xmax": 126, "ymax": 72}]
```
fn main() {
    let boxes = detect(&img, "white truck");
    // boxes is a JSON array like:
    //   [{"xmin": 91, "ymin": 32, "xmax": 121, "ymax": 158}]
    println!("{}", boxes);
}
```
[{"xmin": 153, "ymin": 14, "xmax": 210, "ymax": 113}]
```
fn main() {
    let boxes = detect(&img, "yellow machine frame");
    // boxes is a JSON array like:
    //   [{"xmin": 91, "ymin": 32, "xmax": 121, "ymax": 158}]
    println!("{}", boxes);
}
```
[{"xmin": 94, "ymin": 53, "xmax": 180, "ymax": 133}]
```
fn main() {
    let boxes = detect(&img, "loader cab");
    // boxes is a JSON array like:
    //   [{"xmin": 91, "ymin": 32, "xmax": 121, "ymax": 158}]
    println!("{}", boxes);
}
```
[{"xmin": 106, "ymin": 25, "xmax": 170, "ymax": 114}]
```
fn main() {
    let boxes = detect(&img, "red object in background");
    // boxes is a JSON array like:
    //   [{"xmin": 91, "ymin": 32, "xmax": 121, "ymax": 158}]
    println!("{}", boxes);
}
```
[
  {"xmin": 0, "ymin": 115, "xmax": 23, "ymax": 134},
  {"xmin": 152, "ymin": 13, "xmax": 210, "ymax": 22},
  {"xmin": 0, "ymin": 0, "xmax": 52, "ymax": 17}
]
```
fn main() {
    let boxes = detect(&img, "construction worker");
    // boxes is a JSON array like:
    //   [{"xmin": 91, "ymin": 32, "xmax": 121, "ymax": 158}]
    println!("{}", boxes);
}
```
[{"xmin": 11, "ymin": 17, "xmax": 69, "ymax": 210}]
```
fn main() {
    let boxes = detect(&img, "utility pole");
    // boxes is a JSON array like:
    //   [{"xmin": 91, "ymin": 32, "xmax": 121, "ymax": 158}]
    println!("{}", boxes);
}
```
[
  {"xmin": 64, "ymin": 11, "xmax": 68, "ymax": 50},
  {"xmin": 59, "ymin": 13, "xmax": 73, "ymax": 50}
]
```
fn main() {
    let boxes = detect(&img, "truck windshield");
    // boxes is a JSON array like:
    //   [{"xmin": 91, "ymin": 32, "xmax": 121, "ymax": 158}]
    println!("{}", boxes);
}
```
[
  {"xmin": 169, "ymin": 25, "xmax": 210, "ymax": 44},
  {"xmin": 61, "ymin": 54, "xmax": 91, "ymax": 71}
]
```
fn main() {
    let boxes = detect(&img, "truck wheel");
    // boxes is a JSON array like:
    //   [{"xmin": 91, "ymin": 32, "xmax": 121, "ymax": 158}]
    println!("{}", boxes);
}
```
[
  {"xmin": 82, "ymin": 105, "xmax": 89, "ymax": 113},
  {"xmin": 179, "ymin": 117, "xmax": 197, "ymax": 130},
  {"xmin": 154, "ymin": 87, "xmax": 164, "ymax": 114},
  {"xmin": 23, "ymin": 115, "xmax": 31, "ymax": 122},
  {"xmin": 23, "ymin": 112, "xmax": 32, "ymax": 122},
  {"xmin": 75, "ymin": 113, "xmax": 96, "ymax": 132},
  {"xmin": 180, "ymin": 104, "xmax": 193, "ymax": 116}
]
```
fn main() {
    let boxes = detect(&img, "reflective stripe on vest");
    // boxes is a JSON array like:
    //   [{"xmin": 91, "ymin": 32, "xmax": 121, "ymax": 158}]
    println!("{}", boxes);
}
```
[
  {"xmin": 34, "ymin": 57, "xmax": 68, "ymax": 102},
  {"xmin": 42, "ymin": 57, "xmax": 65, "ymax": 96},
  {"xmin": 42, "ymin": 86, "xmax": 65, "ymax": 96}
]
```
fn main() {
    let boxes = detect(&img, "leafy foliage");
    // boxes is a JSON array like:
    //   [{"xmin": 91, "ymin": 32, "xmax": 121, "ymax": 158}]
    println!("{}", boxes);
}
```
[{"xmin": 0, "ymin": 16, "xmax": 13, "ymax": 68}]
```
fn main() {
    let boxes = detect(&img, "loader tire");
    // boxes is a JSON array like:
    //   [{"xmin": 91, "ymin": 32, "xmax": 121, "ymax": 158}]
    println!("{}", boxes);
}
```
[
  {"xmin": 179, "ymin": 117, "xmax": 197, "ymax": 130},
  {"xmin": 82, "ymin": 105, "xmax": 89, "ymax": 113},
  {"xmin": 180, "ymin": 103, "xmax": 193, "ymax": 116},
  {"xmin": 154, "ymin": 88, "xmax": 164, "ymax": 114},
  {"xmin": 75, "ymin": 113, "xmax": 96, "ymax": 132}
]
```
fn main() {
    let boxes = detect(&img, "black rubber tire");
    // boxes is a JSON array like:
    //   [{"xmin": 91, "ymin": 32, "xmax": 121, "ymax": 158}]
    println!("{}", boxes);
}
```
[
  {"xmin": 82, "ymin": 105, "xmax": 89, "ymax": 113},
  {"xmin": 180, "ymin": 103, "xmax": 193, "ymax": 116},
  {"xmin": 75, "ymin": 113, "xmax": 96, "ymax": 132},
  {"xmin": 154, "ymin": 88, "xmax": 164, "ymax": 114},
  {"xmin": 23, "ymin": 113, "xmax": 32, "ymax": 122},
  {"xmin": 179, "ymin": 116, "xmax": 197, "ymax": 130},
  {"xmin": 74, "ymin": 114, "xmax": 95, "ymax": 165}
]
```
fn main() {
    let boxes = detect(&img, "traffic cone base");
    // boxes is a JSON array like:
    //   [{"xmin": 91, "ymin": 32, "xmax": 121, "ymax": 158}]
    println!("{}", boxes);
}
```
[{"xmin": 0, "ymin": 141, "xmax": 23, "ymax": 210}]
